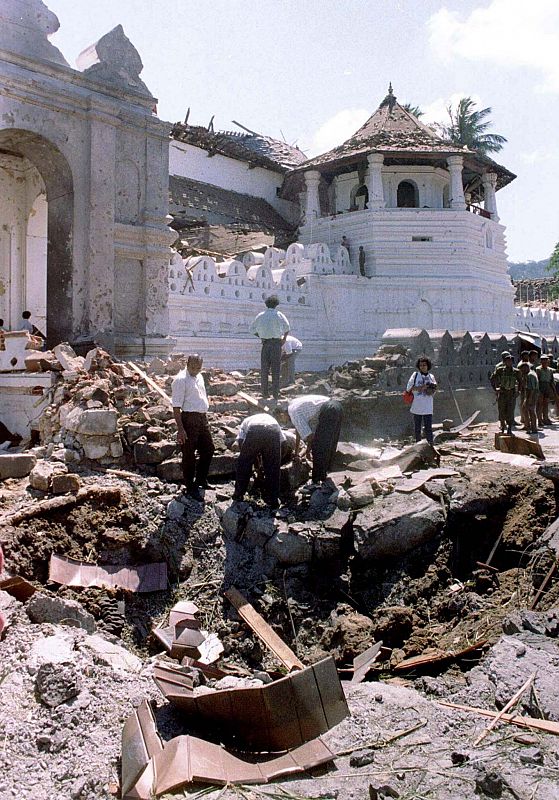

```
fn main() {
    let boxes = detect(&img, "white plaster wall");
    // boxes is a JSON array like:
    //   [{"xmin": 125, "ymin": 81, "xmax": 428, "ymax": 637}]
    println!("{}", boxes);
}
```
[
  {"xmin": 169, "ymin": 140, "xmax": 299, "ymax": 223},
  {"xmin": 0, "ymin": 154, "xmax": 46, "ymax": 330},
  {"xmin": 334, "ymin": 166, "xmax": 449, "ymax": 212},
  {"xmin": 0, "ymin": 372, "xmax": 53, "ymax": 435}
]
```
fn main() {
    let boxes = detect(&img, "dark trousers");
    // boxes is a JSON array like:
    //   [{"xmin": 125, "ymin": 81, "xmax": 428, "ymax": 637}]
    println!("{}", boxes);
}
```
[
  {"xmin": 234, "ymin": 425, "xmax": 281, "ymax": 504},
  {"xmin": 280, "ymin": 353, "xmax": 297, "ymax": 387},
  {"xmin": 180, "ymin": 412, "xmax": 214, "ymax": 489},
  {"xmin": 413, "ymin": 413, "xmax": 433, "ymax": 445},
  {"xmin": 261, "ymin": 338, "xmax": 282, "ymax": 398},
  {"xmin": 497, "ymin": 389, "xmax": 516, "ymax": 430},
  {"xmin": 311, "ymin": 400, "xmax": 342, "ymax": 482}
]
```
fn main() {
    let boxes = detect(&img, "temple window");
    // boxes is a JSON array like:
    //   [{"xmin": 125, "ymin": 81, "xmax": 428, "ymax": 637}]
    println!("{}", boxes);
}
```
[{"xmin": 397, "ymin": 180, "xmax": 419, "ymax": 208}]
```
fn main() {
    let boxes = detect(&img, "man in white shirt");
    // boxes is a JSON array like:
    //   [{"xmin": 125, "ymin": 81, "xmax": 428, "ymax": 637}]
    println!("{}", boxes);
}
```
[
  {"xmin": 281, "ymin": 334, "xmax": 302, "ymax": 387},
  {"xmin": 287, "ymin": 394, "xmax": 342, "ymax": 484},
  {"xmin": 250, "ymin": 295, "xmax": 290, "ymax": 400},
  {"xmin": 172, "ymin": 354, "xmax": 215, "ymax": 501},
  {"xmin": 232, "ymin": 413, "xmax": 285, "ymax": 509}
]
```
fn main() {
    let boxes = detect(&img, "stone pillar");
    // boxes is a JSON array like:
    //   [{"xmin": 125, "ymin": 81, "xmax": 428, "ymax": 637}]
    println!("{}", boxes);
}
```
[
  {"xmin": 366, "ymin": 153, "xmax": 385, "ymax": 208},
  {"xmin": 447, "ymin": 155, "xmax": 466, "ymax": 210},
  {"xmin": 304, "ymin": 170, "xmax": 321, "ymax": 221},
  {"xmin": 88, "ymin": 116, "xmax": 116, "ymax": 341},
  {"xmin": 482, "ymin": 172, "xmax": 499, "ymax": 222}
]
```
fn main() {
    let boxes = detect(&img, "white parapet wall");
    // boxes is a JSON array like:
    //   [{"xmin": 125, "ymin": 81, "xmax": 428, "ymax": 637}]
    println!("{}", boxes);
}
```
[
  {"xmin": 0, "ymin": 372, "xmax": 54, "ymax": 436},
  {"xmin": 514, "ymin": 306, "xmax": 559, "ymax": 339},
  {"xmin": 168, "ymin": 235, "xmax": 517, "ymax": 371}
]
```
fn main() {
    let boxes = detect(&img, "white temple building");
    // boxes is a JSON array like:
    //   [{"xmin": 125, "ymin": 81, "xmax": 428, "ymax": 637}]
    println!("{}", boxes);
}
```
[{"xmin": 167, "ymin": 86, "xmax": 519, "ymax": 369}]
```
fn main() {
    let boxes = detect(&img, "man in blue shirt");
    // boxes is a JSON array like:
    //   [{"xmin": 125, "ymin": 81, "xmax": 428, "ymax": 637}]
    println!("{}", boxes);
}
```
[{"xmin": 250, "ymin": 295, "xmax": 290, "ymax": 401}]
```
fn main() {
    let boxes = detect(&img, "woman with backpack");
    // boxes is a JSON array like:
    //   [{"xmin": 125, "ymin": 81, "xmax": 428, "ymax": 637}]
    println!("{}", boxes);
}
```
[{"xmin": 406, "ymin": 357, "xmax": 437, "ymax": 445}]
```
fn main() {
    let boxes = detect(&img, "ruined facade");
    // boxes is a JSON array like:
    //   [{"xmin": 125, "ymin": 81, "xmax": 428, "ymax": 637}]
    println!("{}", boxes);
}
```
[{"xmin": 0, "ymin": 0, "xmax": 174, "ymax": 355}]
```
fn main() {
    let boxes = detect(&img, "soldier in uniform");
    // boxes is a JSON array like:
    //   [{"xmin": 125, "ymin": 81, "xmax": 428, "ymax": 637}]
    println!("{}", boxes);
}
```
[
  {"xmin": 490, "ymin": 352, "xmax": 520, "ymax": 435},
  {"xmin": 536, "ymin": 353, "xmax": 555, "ymax": 426},
  {"xmin": 517, "ymin": 350, "xmax": 531, "ymax": 429},
  {"xmin": 518, "ymin": 362, "xmax": 538, "ymax": 434}
]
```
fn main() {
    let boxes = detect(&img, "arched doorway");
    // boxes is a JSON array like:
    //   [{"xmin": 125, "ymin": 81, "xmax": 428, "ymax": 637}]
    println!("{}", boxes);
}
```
[
  {"xmin": 397, "ymin": 180, "xmax": 419, "ymax": 208},
  {"xmin": 0, "ymin": 129, "xmax": 73, "ymax": 347}
]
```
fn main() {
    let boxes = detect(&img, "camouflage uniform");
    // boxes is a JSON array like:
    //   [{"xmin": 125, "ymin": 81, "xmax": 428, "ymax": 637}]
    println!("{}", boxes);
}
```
[
  {"xmin": 536, "ymin": 361, "xmax": 555, "ymax": 425},
  {"xmin": 490, "ymin": 361, "xmax": 520, "ymax": 434},
  {"xmin": 522, "ymin": 367, "xmax": 539, "ymax": 433}
]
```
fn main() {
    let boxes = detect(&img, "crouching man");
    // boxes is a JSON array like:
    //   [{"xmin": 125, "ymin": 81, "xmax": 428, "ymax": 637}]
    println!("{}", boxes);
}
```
[{"xmin": 232, "ymin": 413, "xmax": 285, "ymax": 509}]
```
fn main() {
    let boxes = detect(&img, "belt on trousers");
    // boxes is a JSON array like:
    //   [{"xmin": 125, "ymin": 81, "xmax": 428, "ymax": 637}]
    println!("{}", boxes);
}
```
[{"xmin": 261, "ymin": 338, "xmax": 281, "ymax": 341}]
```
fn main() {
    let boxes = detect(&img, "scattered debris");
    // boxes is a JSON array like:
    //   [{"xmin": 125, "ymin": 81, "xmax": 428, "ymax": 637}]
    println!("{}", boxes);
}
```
[{"xmin": 49, "ymin": 554, "xmax": 168, "ymax": 592}]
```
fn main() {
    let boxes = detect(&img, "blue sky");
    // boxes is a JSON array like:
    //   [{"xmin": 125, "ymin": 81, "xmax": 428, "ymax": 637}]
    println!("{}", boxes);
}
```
[{"xmin": 47, "ymin": 0, "xmax": 559, "ymax": 263}]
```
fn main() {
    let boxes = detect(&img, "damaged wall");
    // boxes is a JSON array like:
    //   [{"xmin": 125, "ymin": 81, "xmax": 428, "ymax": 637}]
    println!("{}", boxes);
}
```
[{"xmin": 0, "ymin": 1, "xmax": 174, "ymax": 355}]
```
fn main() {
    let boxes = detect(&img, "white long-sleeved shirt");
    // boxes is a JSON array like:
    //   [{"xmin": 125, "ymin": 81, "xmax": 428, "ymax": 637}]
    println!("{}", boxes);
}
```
[
  {"xmin": 406, "ymin": 371, "xmax": 437, "ymax": 415},
  {"xmin": 288, "ymin": 394, "xmax": 329, "ymax": 440},
  {"xmin": 171, "ymin": 370, "xmax": 209, "ymax": 412},
  {"xmin": 282, "ymin": 335, "xmax": 302, "ymax": 355},
  {"xmin": 250, "ymin": 308, "xmax": 290, "ymax": 340},
  {"xmin": 237, "ymin": 413, "xmax": 286, "ymax": 444}
]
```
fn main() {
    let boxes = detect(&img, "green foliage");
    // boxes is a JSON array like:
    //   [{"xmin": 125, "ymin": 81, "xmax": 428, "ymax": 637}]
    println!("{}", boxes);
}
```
[
  {"xmin": 438, "ymin": 97, "xmax": 507, "ymax": 155},
  {"xmin": 402, "ymin": 103, "xmax": 423, "ymax": 118},
  {"xmin": 547, "ymin": 241, "xmax": 559, "ymax": 277}
]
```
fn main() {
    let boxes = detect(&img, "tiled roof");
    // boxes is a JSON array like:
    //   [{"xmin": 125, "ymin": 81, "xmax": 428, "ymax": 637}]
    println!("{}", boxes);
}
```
[
  {"xmin": 169, "ymin": 174, "xmax": 293, "ymax": 233},
  {"xmin": 171, "ymin": 123, "xmax": 307, "ymax": 171},
  {"xmin": 293, "ymin": 86, "xmax": 515, "ymax": 189}
]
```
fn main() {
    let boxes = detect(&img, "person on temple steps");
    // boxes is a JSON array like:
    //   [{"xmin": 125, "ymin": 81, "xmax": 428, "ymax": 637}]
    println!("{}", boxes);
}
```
[
  {"xmin": 406, "ymin": 357, "xmax": 437, "ymax": 445},
  {"xmin": 250, "ymin": 295, "xmax": 290, "ymax": 401},
  {"xmin": 171, "ymin": 353, "xmax": 215, "ymax": 502},
  {"xmin": 232, "ymin": 412, "xmax": 285, "ymax": 509}
]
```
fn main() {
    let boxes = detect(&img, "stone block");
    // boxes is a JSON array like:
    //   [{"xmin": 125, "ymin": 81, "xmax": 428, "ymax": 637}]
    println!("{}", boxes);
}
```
[
  {"xmin": 0, "ymin": 453, "xmax": 37, "ymax": 479},
  {"xmin": 266, "ymin": 527, "xmax": 313, "ymax": 565},
  {"xmin": 353, "ymin": 492, "xmax": 445, "ymax": 561},
  {"xmin": 313, "ymin": 530, "xmax": 341, "ymax": 560},
  {"xmin": 51, "ymin": 473, "xmax": 81, "ymax": 494},
  {"xmin": 27, "ymin": 593, "xmax": 96, "ymax": 633},
  {"xmin": 35, "ymin": 663, "xmax": 81, "ymax": 707},
  {"xmin": 157, "ymin": 457, "xmax": 183, "ymax": 482},
  {"xmin": 134, "ymin": 440, "xmax": 176, "ymax": 464},
  {"xmin": 244, "ymin": 516, "xmax": 277, "ymax": 548},
  {"xmin": 123, "ymin": 422, "xmax": 147, "ymax": 444},
  {"xmin": 29, "ymin": 460, "xmax": 59, "ymax": 491},
  {"xmin": 53, "ymin": 343, "xmax": 85, "ymax": 372},
  {"xmin": 208, "ymin": 453, "xmax": 237, "ymax": 478},
  {"xmin": 207, "ymin": 381, "xmax": 239, "ymax": 397},
  {"xmin": 80, "ymin": 436, "xmax": 110, "ymax": 460},
  {"xmin": 166, "ymin": 499, "xmax": 186, "ymax": 520},
  {"xmin": 81, "ymin": 634, "xmax": 142, "ymax": 673},
  {"xmin": 65, "ymin": 406, "xmax": 117, "ymax": 435}
]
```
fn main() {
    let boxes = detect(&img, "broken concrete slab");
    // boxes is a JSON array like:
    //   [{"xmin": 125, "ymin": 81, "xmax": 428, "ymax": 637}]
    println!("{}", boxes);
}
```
[
  {"xmin": 353, "ymin": 492, "xmax": 445, "ymax": 561},
  {"xmin": 0, "ymin": 452, "xmax": 37, "ymax": 480},
  {"xmin": 26, "ymin": 593, "xmax": 96, "ymax": 633},
  {"xmin": 80, "ymin": 635, "xmax": 142, "ymax": 674},
  {"xmin": 49, "ymin": 554, "xmax": 168, "ymax": 592},
  {"xmin": 494, "ymin": 433, "xmax": 544, "ymax": 460}
]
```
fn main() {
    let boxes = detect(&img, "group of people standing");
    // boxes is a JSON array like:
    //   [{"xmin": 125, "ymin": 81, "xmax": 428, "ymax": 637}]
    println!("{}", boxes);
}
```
[
  {"xmin": 171, "ymin": 294, "xmax": 341, "ymax": 509},
  {"xmin": 490, "ymin": 349, "xmax": 557, "ymax": 435}
]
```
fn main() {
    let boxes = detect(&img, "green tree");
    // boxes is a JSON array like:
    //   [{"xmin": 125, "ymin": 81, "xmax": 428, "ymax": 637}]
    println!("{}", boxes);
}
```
[
  {"xmin": 546, "ymin": 241, "xmax": 559, "ymax": 276},
  {"xmin": 402, "ymin": 103, "xmax": 423, "ymax": 117},
  {"xmin": 439, "ymin": 97, "xmax": 507, "ymax": 155}
]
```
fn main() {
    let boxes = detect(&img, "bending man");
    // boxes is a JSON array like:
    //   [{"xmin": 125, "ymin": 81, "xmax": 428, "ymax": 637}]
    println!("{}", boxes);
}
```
[
  {"xmin": 287, "ymin": 394, "xmax": 342, "ymax": 484},
  {"xmin": 232, "ymin": 413, "xmax": 285, "ymax": 509}
]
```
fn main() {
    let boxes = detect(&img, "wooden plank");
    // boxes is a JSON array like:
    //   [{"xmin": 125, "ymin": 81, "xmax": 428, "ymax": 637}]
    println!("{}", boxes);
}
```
[
  {"xmin": 438, "ymin": 700, "xmax": 559, "ymax": 737},
  {"xmin": 351, "ymin": 640, "xmax": 383, "ymax": 683},
  {"xmin": 127, "ymin": 361, "xmax": 172, "ymax": 406},
  {"xmin": 394, "ymin": 640, "xmax": 487, "ymax": 672},
  {"xmin": 473, "ymin": 672, "xmax": 536, "ymax": 746},
  {"xmin": 237, "ymin": 390, "xmax": 269, "ymax": 411},
  {"xmin": 225, "ymin": 587, "xmax": 303, "ymax": 671}
]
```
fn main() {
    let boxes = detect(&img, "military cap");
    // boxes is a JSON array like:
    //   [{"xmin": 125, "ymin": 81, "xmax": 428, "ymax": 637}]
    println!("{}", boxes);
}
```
[
  {"xmin": 541, "ymin": 353, "xmax": 550, "ymax": 360},
  {"xmin": 501, "ymin": 351, "xmax": 512, "ymax": 359}
]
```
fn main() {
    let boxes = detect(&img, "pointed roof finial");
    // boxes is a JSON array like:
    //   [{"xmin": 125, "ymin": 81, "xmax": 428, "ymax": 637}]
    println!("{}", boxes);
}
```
[{"xmin": 380, "ymin": 82, "xmax": 397, "ymax": 111}]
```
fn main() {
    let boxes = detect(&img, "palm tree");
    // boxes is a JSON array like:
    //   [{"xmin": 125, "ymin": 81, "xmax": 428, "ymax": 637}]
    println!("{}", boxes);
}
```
[
  {"xmin": 402, "ymin": 103, "xmax": 423, "ymax": 118},
  {"xmin": 440, "ymin": 97, "xmax": 507, "ymax": 155}
]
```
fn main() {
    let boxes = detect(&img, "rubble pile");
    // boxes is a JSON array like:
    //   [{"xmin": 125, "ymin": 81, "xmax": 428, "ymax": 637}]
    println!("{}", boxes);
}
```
[{"xmin": 2, "ymin": 346, "xmax": 559, "ymax": 797}]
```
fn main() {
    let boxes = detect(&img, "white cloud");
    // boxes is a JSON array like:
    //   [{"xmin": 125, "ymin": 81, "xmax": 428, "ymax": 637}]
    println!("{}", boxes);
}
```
[
  {"xmin": 420, "ymin": 92, "xmax": 482, "ymax": 126},
  {"xmin": 519, "ymin": 148, "xmax": 558, "ymax": 164},
  {"xmin": 428, "ymin": 0, "xmax": 559, "ymax": 93},
  {"xmin": 309, "ymin": 108, "xmax": 369, "ymax": 157}
]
